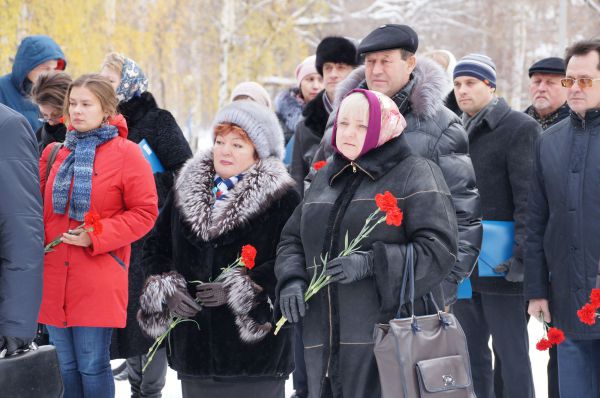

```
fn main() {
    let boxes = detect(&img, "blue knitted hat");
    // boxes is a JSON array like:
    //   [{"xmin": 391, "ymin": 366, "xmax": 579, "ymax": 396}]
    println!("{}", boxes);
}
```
[{"xmin": 453, "ymin": 53, "xmax": 497, "ymax": 88}]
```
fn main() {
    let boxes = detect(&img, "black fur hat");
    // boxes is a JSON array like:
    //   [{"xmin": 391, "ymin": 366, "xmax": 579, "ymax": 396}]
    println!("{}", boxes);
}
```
[{"xmin": 315, "ymin": 36, "xmax": 358, "ymax": 76}]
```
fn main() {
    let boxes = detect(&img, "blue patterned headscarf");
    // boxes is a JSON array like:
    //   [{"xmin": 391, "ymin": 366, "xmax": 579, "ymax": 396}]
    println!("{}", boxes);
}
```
[{"xmin": 116, "ymin": 57, "xmax": 149, "ymax": 102}]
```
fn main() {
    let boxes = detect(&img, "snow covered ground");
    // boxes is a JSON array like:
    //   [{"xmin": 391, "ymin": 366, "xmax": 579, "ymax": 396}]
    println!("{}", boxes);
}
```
[{"xmin": 114, "ymin": 318, "xmax": 549, "ymax": 397}]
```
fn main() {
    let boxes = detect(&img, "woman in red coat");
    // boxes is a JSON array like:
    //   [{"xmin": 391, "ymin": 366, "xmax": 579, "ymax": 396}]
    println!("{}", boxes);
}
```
[{"xmin": 39, "ymin": 74, "xmax": 158, "ymax": 398}]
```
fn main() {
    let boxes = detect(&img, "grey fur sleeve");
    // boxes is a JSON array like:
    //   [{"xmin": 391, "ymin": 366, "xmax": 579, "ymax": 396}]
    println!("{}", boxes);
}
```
[
  {"xmin": 137, "ymin": 271, "xmax": 187, "ymax": 339},
  {"xmin": 222, "ymin": 268, "xmax": 272, "ymax": 343}
]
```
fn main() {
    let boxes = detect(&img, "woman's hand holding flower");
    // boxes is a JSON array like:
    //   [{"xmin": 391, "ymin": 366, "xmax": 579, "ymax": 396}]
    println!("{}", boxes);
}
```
[{"xmin": 325, "ymin": 251, "xmax": 373, "ymax": 284}]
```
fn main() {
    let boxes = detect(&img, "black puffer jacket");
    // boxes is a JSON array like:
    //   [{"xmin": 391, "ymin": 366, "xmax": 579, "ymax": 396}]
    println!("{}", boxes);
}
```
[
  {"xmin": 525, "ymin": 109, "xmax": 600, "ymax": 340},
  {"xmin": 315, "ymin": 58, "xmax": 482, "ymax": 304},
  {"xmin": 275, "ymin": 135, "xmax": 458, "ymax": 398},
  {"xmin": 291, "ymin": 90, "xmax": 330, "ymax": 196},
  {"xmin": 139, "ymin": 152, "xmax": 299, "ymax": 378},
  {"xmin": 35, "ymin": 122, "xmax": 66, "ymax": 154},
  {"xmin": 110, "ymin": 91, "xmax": 192, "ymax": 359}
]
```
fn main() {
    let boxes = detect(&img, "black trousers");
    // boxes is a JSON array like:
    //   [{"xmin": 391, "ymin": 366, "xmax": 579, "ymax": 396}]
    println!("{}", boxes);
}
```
[
  {"xmin": 292, "ymin": 322, "xmax": 308, "ymax": 394},
  {"xmin": 453, "ymin": 291, "xmax": 534, "ymax": 398},
  {"xmin": 126, "ymin": 347, "xmax": 168, "ymax": 398}
]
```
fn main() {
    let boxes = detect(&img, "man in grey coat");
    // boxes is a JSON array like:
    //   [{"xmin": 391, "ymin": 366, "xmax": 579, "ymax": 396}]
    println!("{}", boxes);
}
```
[
  {"xmin": 0, "ymin": 103, "xmax": 44, "ymax": 355},
  {"xmin": 313, "ymin": 24, "xmax": 482, "ymax": 305}
]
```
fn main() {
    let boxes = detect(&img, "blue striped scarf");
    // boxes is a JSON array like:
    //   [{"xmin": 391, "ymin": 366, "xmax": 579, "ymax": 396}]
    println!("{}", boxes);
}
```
[
  {"xmin": 52, "ymin": 125, "xmax": 118, "ymax": 221},
  {"xmin": 212, "ymin": 173, "xmax": 244, "ymax": 201}
]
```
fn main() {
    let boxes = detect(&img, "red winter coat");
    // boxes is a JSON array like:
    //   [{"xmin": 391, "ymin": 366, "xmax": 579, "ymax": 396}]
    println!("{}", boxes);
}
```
[{"xmin": 38, "ymin": 115, "xmax": 158, "ymax": 328}]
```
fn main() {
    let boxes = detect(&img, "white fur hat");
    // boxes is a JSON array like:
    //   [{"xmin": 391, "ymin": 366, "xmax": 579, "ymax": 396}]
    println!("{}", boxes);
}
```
[{"xmin": 212, "ymin": 99, "xmax": 285, "ymax": 160}]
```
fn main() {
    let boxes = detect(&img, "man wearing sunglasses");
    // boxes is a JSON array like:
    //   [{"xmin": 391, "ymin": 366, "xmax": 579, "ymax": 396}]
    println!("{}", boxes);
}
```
[{"xmin": 525, "ymin": 39, "xmax": 600, "ymax": 397}]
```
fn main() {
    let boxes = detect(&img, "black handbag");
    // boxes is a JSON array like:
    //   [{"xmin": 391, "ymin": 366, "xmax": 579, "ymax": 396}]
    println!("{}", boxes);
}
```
[
  {"xmin": 374, "ymin": 244, "xmax": 476, "ymax": 398},
  {"xmin": 0, "ymin": 343, "xmax": 64, "ymax": 398}
]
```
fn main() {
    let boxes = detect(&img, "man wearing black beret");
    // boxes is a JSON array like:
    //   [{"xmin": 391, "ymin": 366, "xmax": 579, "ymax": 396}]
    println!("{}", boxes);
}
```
[
  {"xmin": 308, "ymin": 24, "xmax": 482, "ymax": 397},
  {"xmin": 525, "ymin": 57, "xmax": 570, "ymax": 130}
]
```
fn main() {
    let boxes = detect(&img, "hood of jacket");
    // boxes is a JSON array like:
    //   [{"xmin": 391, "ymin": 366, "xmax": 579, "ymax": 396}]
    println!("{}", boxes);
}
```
[
  {"xmin": 175, "ymin": 151, "xmax": 295, "ymax": 241},
  {"xmin": 10, "ymin": 35, "xmax": 66, "ymax": 93},
  {"xmin": 334, "ymin": 57, "xmax": 447, "ymax": 120}
]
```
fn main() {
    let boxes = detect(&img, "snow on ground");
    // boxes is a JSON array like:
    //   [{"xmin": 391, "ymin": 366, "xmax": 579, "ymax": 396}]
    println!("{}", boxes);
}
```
[{"xmin": 114, "ymin": 318, "xmax": 549, "ymax": 397}]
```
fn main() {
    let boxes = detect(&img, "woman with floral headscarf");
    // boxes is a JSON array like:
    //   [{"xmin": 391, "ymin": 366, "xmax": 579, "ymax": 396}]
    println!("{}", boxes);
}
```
[
  {"xmin": 275, "ymin": 89, "xmax": 459, "ymax": 398},
  {"xmin": 100, "ymin": 53, "xmax": 192, "ymax": 396}
]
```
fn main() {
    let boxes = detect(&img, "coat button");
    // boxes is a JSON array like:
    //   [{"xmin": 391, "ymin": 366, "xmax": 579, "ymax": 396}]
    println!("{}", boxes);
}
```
[
  {"xmin": 213, "ymin": 244, "xmax": 218, "ymax": 248},
  {"xmin": 64, "ymin": 261, "xmax": 69, "ymax": 266}
]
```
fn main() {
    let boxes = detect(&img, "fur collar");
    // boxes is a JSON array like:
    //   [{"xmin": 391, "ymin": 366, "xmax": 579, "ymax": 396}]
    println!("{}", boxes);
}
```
[
  {"xmin": 334, "ymin": 57, "xmax": 447, "ymax": 120},
  {"xmin": 175, "ymin": 150, "xmax": 294, "ymax": 241},
  {"xmin": 274, "ymin": 88, "xmax": 304, "ymax": 133},
  {"xmin": 302, "ymin": 90, "xmax": 330, "ymax": 134}
]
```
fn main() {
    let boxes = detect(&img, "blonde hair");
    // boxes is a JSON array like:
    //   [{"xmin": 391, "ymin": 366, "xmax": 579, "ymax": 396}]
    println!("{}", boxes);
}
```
[
  {"xmin": 338, "ymin": 92, "xmax": 370, "ymax": 126},
  {"xmin": 64, "ymin": 74, "xmax": 118, "ymax": 125},
  {"xmin": 101, "ymin": 52, "xmax": 126, "ymax": 75}
]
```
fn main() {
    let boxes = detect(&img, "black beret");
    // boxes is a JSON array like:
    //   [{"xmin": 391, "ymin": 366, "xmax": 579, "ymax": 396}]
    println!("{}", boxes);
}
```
[
  {"xmin": 528, "ymin": 57, "xmax": 565, "ymax": 77},
  {"xmin": 316, "ymin": 37, "xmax": 358, "ymax": 76},
  {"xmin": 357, "ymin": 24, "xmax": 418, "ymax": 57}
]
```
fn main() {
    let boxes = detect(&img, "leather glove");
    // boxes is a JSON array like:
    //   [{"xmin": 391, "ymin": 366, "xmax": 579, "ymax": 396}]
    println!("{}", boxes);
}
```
[
  {"xmin": 166, "ymin": 289, "xmax": 202, "ymax": 318},
  {"xmin": 325, "ymin": 251, "xmax": 373, "ymax": 284},
  {"xmin": 0, "ymin": 336, "xmax": 31, "ymax": 357},
  {"xmin": 196, "ymin": 282, "xmax": 228, "ymax": 307},
  {"xmin": 279, "ymin": 279, "xmax": 306, "ymax": 323},
  {"xmin": 494, "ymin": 257, "xmax": 524, "ymax": 282}
]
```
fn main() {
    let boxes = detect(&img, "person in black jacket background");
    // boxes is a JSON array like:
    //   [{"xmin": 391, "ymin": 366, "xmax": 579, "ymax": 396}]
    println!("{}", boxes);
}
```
[
  {"xmin": 452, "ymin": 54, "xmax": 540, "ymax": 398},
  {"xmin": 0, "ymin": 104, "xmax": 44, "ymax": 355},
  {"xmin": 31, "ymin": 71, "xmax": 72, "ymax": 153},
  {"xmin": 101, "ymin": 52, "xmax": 193, "ymax": 398}
]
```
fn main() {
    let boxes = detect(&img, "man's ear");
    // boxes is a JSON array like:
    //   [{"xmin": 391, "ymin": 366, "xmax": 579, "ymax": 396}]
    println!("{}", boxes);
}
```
[{"xmin": 406, "ymin": 55, "xmax": 417, "ymax": 73}]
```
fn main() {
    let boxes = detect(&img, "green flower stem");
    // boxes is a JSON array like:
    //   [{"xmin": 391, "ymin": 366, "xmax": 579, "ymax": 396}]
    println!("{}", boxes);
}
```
[
  {"xmin": 143, "ymin": 316, "xmax": 200, "ymax": 373},
  {"xmin": 44, "ymin": 223, "xmax": 92, "ymax": 253}
]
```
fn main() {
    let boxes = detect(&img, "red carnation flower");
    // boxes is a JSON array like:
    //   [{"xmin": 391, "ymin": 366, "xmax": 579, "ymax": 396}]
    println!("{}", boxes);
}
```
[
  {"xmin": 84, "ymin": 211, "xmax": 103, "ymax": 235},
  {"xmin": 577, "ymin": 303, "xmax": 597, "ymax": 326},
  {"xmin": 241, "ymin": 245, "xmax": 257, "ymax": 270},
  {"xmin": 385, "ymin": 207, "xmax": 404, "ymax": 227},
  {"xmin": 375, "ymin": 191, "xmax": 398, "ymax": 213},
  {"xmin": 536, "ymin": 338, "xmax": 553, "ymax": 351},
  {"xmin": 313, "ymin": 161, "xmax": 327, "ymax": 171},
  {"xmin": 590, "ymin": 289, "xmax": 600, "ymax": 309},
  {"xmin": 546, "ymin": 327, "xmax": 565, "ymax": 345}
]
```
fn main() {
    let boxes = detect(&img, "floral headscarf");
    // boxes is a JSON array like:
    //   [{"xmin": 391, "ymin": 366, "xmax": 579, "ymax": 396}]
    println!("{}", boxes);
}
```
[
  {"xmin": 116, "ymin": 57, "xmax": 149, "ymax": 102},
  {"xmin": 331, "ymin": 88, "xmax": 407, "ymax": 157}
]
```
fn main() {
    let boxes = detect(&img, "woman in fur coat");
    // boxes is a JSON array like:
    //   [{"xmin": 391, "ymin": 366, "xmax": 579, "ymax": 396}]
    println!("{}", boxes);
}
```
[{"xmin": 138, "ymin": 100, "xmax": 300, "ymax": 398}]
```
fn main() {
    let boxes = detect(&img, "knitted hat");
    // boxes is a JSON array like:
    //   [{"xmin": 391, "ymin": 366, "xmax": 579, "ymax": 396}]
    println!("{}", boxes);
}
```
[
  {"xmin": 212, "ymin": 100, "xmax": 284, "ymax": 160},
  {"xmin": 358, "ymin": 24, "xmax": 419, "ymax": 57},
  {"xmin": 230, "ymin": 81, "xmax": 272, "ymax": 109},
  {"xmin": 315, "ymin": 37, "xmax": 358, "ymax": 76},
  {"xmin": 528, "ymin": 57, "xmax": 565, "ymax": 77},
  {"xmin": 453, "ymin": 53, "xmax": 497, "ymax": 88},
  {"xmin": 295, "ymin": 55, "xmax": 318, "ymax": 86}
]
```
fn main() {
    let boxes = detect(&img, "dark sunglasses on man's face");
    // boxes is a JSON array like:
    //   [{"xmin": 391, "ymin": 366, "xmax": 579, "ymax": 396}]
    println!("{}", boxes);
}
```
[{"xmin": 560, "ymin": 77, "xmax": 600, "ymax": 88}]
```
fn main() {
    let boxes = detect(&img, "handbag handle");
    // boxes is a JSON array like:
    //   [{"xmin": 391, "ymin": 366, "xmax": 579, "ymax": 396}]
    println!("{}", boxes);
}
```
[{"xmin": 396, "ymin": 243, "xmax": 444, "ymax": 327}]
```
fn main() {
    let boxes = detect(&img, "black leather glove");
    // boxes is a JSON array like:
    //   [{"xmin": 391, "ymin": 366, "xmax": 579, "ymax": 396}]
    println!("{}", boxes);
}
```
[
  {"xmin": 0, "ymin": 336, "xmax": 31, "ymax": 357},
  {"xmin": 494, "ymin": 257, "xmax": 524, "ymax": 282},
  {"xmin": 196, "ymin": 283, "xmax": 228, "ymax": 307},
  {"xmin": 325, "ymin": 251, "xmax": 373, "ymax": 284},
  {"xmin": 166, "ymin": 289, "xmax": 202, "ymax": 318},
  {"xmin": 279, "ymin": 279, "xmax": 306, "ymax": 323}
]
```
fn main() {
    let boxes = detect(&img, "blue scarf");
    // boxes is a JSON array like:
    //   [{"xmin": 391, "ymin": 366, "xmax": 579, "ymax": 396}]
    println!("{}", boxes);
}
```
[
  {"xmin": 212, "ymin": 173, "xmax": 244, "ymax": 201},
  {"xmin": 52, "ymin": 125, "xmax": 118, "ymax": 221}
]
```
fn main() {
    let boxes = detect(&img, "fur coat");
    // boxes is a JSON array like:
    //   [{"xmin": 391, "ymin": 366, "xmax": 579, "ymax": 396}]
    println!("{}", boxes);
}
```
[{"xmin": 138, "ymin": 151, "xmax": 299, "ymax": 379}]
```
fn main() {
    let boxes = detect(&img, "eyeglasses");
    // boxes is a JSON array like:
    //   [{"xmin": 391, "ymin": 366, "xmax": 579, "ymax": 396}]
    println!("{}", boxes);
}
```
[
  {"xmin": 560, "ymin": 77, "xmax": 600, "ymax": 88},
  {"xmin": 38, "ymin": 115, "xmax": 63, "ymax": 124}
]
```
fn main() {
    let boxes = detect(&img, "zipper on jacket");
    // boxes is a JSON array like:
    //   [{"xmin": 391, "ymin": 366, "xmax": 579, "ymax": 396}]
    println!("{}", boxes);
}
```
[{"xmin": 351, "ymin": 162, "xmax": 357, "ymax": 173}]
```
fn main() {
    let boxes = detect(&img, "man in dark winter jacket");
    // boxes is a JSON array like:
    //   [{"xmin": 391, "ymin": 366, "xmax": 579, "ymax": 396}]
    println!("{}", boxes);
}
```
[
  {"xmin": 0, "ymin": 35, "xmax": 66, "ymax": 131},
  {"xmin": 452, "ymin": 54, "xmax": 539, "ymax": 398},
  {"xmin": 525, "ymin": 56, "xmax": 569, "ymax": 398},
  {"xmin": 291, "ymin": 37, "xmax": 357, "ymax": 196},
  {"xmin": 314, "ymin": 24, "xmax": 482, "ymax": 305},
  {"xmin": 0, "ymin": 104, "xmax": 44, "ymax": 355},
  {"xmin": 525, "ymin": 57, "xmax": 570, "ymax": 130},
  {"xmin": 525, "ymin": 39, "xmax": 600, "ymax": 397}
]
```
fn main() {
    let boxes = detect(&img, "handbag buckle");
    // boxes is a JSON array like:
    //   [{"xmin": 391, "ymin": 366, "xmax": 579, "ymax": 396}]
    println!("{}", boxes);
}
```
[{"xmin": 442, "ymin": 374, "xmax": 456, "ymax": 387}]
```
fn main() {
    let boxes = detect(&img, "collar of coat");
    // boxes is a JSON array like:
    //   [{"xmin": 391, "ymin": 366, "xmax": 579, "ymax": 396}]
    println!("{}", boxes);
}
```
[
  {"xmin": 326, "ymin": 134, "xmax": 414, "ymax": 185},
  {"xmin": 302, "ymin": 90, "xmax": 330, "ymax": 135},
  {"xmin": 569, "ymin": 108, "xmax": 600, "ymax": 131},
  {"xmin": 333, "ymin": 57, "xmax": 447, "ymax": 120},
  {"xmin": 118, "ymin": 91, "xmax": 158, "ymax": 128},
  {"xmin": 175, "ymin": 150, "xmax": 295, "ymax": 241},
  {"xmin": 471, "ymin": 97, "xmax": 512, "ymax": 132}
]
